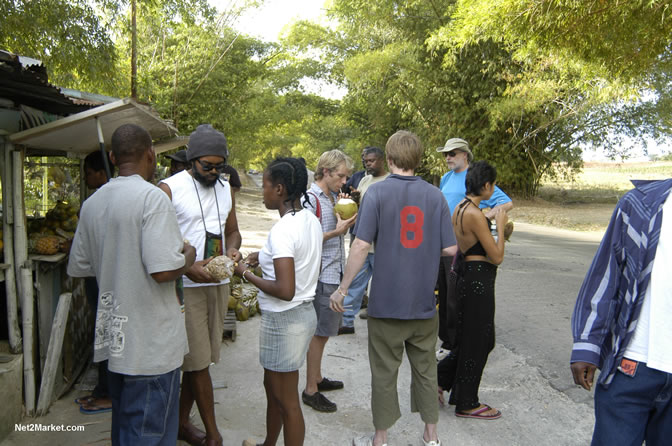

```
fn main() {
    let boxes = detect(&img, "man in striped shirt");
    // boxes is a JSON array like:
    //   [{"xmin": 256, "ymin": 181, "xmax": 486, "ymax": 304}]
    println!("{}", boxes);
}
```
[{"xmin": 571, "ymin": 178, "xmax": 672, "ymax": 445}]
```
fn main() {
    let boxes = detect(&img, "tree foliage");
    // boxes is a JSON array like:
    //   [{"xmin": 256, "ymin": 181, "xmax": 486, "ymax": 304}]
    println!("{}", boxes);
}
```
[
  {"xmin": 282, "ymin": 0, "xmax": 672, "ymax": 195},
  {"xmin": 0, "ymin": 0, "xmax": 116, "ymax": 89}
]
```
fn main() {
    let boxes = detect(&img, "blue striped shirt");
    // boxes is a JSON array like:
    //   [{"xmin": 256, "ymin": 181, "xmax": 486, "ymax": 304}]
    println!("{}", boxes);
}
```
[{"xmin": 571, "ymin": 179, "xmax": 672, "ymax": 386}]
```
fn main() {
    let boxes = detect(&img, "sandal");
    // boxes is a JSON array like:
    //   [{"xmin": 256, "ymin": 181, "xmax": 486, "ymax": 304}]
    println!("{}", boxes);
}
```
[{"xmin": 455, "ymin": 404, "xmax": 501, "ymax": 420}]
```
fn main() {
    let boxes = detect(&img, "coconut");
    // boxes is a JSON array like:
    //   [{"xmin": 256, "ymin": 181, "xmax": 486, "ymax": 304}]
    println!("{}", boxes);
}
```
[
  {"xmin": 333, "ymin": 198, "xmax": 358, "ymax": 220},
  {"xmin": 204, "ymin": 255, "xmax": 235, "ymax": 281}
]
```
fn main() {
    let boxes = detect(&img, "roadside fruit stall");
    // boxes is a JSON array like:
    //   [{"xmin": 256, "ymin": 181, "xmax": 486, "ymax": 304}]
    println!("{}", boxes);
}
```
[{"xmin": 2, "ymin": 98, "xmax": 186, "ymax": 416}]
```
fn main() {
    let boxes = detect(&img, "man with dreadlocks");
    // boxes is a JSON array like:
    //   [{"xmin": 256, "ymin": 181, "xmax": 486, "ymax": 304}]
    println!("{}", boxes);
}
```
[
  {"xmin": 234, "ymin": 157, "xmax": 322, "ymax": 446},
  {"xmin": 159, "ymin": 124, "xmax": 242, "ymax": 446}
]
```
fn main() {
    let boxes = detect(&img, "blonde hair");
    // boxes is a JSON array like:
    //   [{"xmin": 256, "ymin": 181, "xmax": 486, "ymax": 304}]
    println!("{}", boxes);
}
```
[
  {"xmin": 385, "ymin": 130, "xmax": 423, "ymax": 171},
  {"xmin": 314, "ymin": 149, "xmax": 354, "ymax": 180}
]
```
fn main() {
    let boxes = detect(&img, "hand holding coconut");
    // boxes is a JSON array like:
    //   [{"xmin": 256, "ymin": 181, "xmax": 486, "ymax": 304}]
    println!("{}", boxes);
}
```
[
  {"xmin": 332, "ymin": 195, "xmax": 358, "ymax": 236},
  {"xmin": 185, "ymin": 257, "xmax": 219, "ymax": 283}
]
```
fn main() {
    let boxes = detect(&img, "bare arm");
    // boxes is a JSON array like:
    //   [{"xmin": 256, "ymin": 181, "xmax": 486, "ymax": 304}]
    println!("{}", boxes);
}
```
[
  {"xmin": 483, "ymin": 201, "xmax": 513, "ymax": 219},
  {"xmin": 234, "ymin": 257, "xmax": 295, "ymax": 301},
  {"xmin": 442, "ymin": 245, "xmax": 458, "ymax": 256},
  {"xmin": 323, "ymin": 213, "xmax": 357, "ymax": 241},
  {"xmin": 151, "ymin": 242, "xmax": 196, "ymax": 283}
]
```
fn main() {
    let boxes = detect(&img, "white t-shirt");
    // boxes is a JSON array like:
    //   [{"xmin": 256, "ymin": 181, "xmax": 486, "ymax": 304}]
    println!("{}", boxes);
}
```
[
  {"xmin": 67, "ymin": 175, "xmax": 188, "ymax": 376},
  {"xmin": 161, "ymin": 170, "xmax": 233, "ymax": 287},
  {"xmin": 625, "ymin": 192, "xmax": 672, "ymax": 374},
  {"xmin": 257, "ymin": 209, "xmax": 322, "ymax": 313}
]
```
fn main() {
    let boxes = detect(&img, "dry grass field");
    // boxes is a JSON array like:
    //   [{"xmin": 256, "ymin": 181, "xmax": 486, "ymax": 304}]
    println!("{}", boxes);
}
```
[{"xmin": 509, "ymin": 161, "xmax": 672, "ymax": 232}]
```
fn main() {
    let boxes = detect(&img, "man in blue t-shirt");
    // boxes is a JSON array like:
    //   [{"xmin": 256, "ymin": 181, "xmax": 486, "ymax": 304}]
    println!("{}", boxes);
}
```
[
  {"xmin": 331, "ymin": 131, "xmax": 457, "ymax": 446},
  {"xmin": 437, "ymin": 137, "xmax": 512, "ymax": 217}
]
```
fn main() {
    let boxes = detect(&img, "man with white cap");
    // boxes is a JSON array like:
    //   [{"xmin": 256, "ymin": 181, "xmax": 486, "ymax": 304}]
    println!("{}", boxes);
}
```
[
  {"xmin": 436, "ymin": 138, "xmax": 512, "ymax": 217},
  {"xmin": 159, "ymin": 124, "xmax": 242, "ymax": 446}
]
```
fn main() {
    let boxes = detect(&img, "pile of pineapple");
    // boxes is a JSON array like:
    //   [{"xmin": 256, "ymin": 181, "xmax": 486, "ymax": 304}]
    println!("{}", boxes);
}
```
[{"xmin": 28, "ymin": 200, "xmax": 78, "ymax": 255}]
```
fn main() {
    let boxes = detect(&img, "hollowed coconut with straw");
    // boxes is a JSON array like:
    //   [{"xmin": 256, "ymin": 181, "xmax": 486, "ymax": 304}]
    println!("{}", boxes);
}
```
[{"xmin": 333, "ymin": 198, "xmax": 358, "ymax": 220}]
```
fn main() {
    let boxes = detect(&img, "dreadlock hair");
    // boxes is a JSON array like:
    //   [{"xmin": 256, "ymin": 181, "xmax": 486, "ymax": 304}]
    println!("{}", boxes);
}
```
[
  {"xmin": 465, "ymin": 160, "xmax": 497, "ymax": 196},
  {"xmin": 265, "ymin": 157, "xmax": 310, "ymax": 214}
]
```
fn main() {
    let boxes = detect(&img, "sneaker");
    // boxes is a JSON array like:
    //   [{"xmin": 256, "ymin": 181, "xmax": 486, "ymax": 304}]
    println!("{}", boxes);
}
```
[
  {"xmin": 359, "ymin": 308, "xmax": 368, "ymax": 319},
  {"xmin": 436, "ymin": 348, "xmax": 450, "ymax": 361},
  {"xmin": 302, "ymin": 391, "xmax": 337, "ymax": 412},
  {"xmin": 338, "ymin": 325, "xmax": 355, "ymax": 335},
  {"xmin": 317, "ymin": 377, "xmax": 344, "ymax": 391},
  {"xmin": 352, "ymin": 435, "xmax": 387, "ymax": 446}
]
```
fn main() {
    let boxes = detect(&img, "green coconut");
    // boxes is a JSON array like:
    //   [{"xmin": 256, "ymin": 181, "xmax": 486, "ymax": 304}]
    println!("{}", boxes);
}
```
[{"xmin": 334, "ymin": 198, "xmax": 358, "ymax": 220}]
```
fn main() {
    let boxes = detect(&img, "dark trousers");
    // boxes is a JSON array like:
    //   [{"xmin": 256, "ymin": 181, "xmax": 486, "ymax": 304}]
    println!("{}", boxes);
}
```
[
  {"xmin": 436, "ymin": 256, "xmax": 454, "ymax": 349},
  {"xmin": 592, "ymin": 361, "xmax": 672, "ymax": 446},
  {"xmin": 109, "ymin": 367, "xmax": 180, "ymax": 446},
  {"xmin": 437, "ymin": 261, "xmax": 497, "ymax": 411}
]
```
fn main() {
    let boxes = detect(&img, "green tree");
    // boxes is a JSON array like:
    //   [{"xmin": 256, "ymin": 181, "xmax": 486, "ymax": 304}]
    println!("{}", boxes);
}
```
[{"xmin": 0, "ymin": 0, "xmax": 116, "ymax": 89}]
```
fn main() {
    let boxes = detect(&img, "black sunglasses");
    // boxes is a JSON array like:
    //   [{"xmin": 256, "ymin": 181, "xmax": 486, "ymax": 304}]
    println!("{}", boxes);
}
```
[
  {"xmin": 196, "ymin": 159, "xmax": 227, "ymax": 172},
  {"xmin": 444, "ymin": 150, "xmax": 460, "ymax": 157}
]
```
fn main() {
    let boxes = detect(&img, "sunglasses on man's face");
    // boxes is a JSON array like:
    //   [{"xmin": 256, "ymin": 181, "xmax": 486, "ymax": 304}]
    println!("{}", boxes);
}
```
[
  {"xmin": 444, "ymin": 150, "xmax": 460, "ymax": 158},
  {"xmin": 196, "ymin": 159, "xmax": 227, "ymax": 172}
]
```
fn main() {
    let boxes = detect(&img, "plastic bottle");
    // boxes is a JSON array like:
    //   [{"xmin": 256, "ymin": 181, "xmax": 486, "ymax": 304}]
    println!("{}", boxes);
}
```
[{"xmin": 491, "ymin": 220, "xmax": 498, "ymax": 243}]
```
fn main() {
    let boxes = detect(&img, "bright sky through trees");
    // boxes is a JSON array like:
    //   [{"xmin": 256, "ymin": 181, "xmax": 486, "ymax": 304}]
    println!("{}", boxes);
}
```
[{"xmin": 210, "ymin": 0, "xmax": 327, "ymax": 42}]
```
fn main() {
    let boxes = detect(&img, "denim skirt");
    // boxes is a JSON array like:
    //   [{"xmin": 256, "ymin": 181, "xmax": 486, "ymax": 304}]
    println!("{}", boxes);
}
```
[{"xmin": 259, "ymin": 300, "xmax": 317, "ymax": 372}]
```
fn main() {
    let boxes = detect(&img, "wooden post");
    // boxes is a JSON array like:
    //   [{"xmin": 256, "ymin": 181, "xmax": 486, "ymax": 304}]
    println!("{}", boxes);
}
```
[
  {"xmin": 36, "ymin": 293, "xmax": 72, "ymax": 416},
  {"xmin": 13, "ymin": 148, "xmax": 36, "ymax": 415},
  {"xmin": 1, "ymin": 139, "xmax": 22, "ymax": 353}
]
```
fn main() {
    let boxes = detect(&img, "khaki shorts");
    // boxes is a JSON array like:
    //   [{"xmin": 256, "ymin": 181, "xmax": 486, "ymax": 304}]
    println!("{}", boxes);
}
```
[{"xmin": 182, "ymin": 284, "xmax": 229, "ymax": 372}]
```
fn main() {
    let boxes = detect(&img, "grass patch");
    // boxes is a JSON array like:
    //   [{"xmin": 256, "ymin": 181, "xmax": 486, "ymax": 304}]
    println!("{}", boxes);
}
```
[
  {"xmin": 510, "ymin": 161, "xmax": 672, "ymax": 232},
  {"xmin": 538, "ymin": 161, "xmax": 672, "ymax": 205}
]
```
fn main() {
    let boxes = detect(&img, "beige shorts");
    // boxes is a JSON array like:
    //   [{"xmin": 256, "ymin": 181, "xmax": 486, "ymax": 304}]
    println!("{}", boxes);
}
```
[{"xmin": 182, "ymin": 284, "xmax": 229, "ymax": 372}]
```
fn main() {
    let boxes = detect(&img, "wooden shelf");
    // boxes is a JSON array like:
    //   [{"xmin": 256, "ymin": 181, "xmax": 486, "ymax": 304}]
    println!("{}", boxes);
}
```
[{"xmin": 29, "ymin": 253, "xmax": 67, "ymax": 263}]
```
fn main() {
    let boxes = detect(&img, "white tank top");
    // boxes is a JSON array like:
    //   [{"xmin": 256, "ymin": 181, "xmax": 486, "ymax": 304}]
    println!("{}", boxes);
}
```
[{"xmin": 161, "ymin": 170, "xmax": 232, "ymax": 287}]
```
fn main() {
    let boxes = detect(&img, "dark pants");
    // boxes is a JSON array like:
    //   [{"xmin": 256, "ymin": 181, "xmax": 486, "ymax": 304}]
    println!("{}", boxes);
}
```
[
  {"xmin": 437, "ymin": 261, "xmax": 497, "ymax": 411},
  {"xmin": 592, "ymin": 361, "xmax": 672, "ymax": 446},
  {"xmin": 436, "ymin": 256, "xmax": 455, "ymax": 349},
  {"xmin": 108, "ymin": 367, "xmax": 180, "ymax": 446}
]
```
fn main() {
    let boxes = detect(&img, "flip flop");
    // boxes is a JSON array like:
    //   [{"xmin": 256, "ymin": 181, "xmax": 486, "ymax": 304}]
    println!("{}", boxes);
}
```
[
  {"xmin": 455, "ymin": 404, "xmax": 501, "ymax": 420},
  {"xmin": 79, "ymin": 403, "xmax": 112, "ymax": 415},
  {"xmin": 74, "ymin": 395, "xmax": 96, "ymax": 405}
]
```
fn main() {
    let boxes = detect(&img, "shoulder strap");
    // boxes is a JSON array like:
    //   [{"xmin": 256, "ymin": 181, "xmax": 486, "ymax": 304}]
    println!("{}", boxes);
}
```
[{"xmin": 307, "ymin": 191, "xmax": 321, "ymax": 222}]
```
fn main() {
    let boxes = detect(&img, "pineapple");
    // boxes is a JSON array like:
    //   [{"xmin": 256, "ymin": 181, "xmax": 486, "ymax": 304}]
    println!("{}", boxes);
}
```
[{"xmin": 35, "ymin": 236, "xmax": 62, "ymax": 255}]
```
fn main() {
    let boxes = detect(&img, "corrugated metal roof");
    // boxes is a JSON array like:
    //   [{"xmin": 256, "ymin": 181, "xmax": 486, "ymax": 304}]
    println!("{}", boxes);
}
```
[{"xmin": 0, "ymin": 50, "xmax": 94, "ymax": 116}]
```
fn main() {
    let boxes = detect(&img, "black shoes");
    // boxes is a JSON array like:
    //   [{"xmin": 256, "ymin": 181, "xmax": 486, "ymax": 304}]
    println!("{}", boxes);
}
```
[
  {"xmin": 338, "ymin": 325, "xmax": 355, "ymax": 335},
  {"xmin": 317, "ymin": 377, "xmax": 344, "ymax": 391},
  {"xmin": 302, "ymin": 391, "xmax": 337, "ymax": 412}
]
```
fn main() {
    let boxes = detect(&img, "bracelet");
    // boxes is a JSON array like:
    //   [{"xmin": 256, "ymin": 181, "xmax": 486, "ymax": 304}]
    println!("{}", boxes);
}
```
[
  {"xmin": 337, "ymin": 287, "xmax": 347, "ymax": 297},
  {"xmin": 241, "ymin": 270, "xmax": 250, "ymax": 282}
]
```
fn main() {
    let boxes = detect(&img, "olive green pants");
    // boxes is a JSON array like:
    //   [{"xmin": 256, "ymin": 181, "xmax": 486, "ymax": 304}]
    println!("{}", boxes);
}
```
[{"xmin": 367, "ymin": 313, "xmax": 439, "ymax": 430}]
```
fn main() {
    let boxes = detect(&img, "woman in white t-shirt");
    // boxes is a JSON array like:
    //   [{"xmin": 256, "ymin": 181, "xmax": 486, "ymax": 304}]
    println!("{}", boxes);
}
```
[{"xmin": 234, "ymin": 157, "xmax": 322, "ymax": 446}]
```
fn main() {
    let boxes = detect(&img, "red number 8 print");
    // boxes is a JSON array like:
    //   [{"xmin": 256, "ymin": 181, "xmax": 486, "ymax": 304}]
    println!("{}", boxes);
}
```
[{"xmin": 400, "ymin": 206, "xmax": 424, "ymax": 248}]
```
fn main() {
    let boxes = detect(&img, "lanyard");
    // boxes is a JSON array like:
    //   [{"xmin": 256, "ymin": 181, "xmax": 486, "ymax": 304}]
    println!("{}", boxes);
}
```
[{"xmin": 192, "ymin": 176, "xmax": 223, "ymax": 236}]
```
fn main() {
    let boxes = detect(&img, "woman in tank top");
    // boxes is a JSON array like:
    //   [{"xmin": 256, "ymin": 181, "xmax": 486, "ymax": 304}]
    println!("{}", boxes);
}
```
[{"xmin": 437, "ymin": 160, "xmax": 507, "ymax": 420}]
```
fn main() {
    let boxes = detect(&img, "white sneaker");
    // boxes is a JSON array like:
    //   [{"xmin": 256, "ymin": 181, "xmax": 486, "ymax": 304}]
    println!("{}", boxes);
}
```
[
  {"xmin": 436, "ymin": 348, "xmax": 449, "ymax": 361},
  {"xmin": 352, "ymin": 435, "xmax": 387, "ymax": 446},
  {"xmin": 422, "ymin": 436, "xmax": 441, "ymax": 446}
]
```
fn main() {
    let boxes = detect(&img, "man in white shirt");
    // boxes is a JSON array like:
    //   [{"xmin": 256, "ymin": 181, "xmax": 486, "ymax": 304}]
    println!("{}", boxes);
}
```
[{"xmin": 571, "ymin": 179, "xmax": 672, "ymax": 445}]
